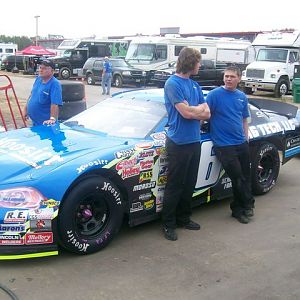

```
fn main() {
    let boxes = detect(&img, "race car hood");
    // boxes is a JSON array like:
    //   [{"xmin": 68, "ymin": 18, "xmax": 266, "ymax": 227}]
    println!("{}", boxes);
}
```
[{"xmin": 0, "ymin": 124, "xmax": 132, "ymax": 184}]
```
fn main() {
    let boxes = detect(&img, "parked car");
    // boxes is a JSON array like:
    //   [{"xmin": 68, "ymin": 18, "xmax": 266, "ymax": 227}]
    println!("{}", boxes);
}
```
[
  {"xmin": 152, "ymin": 60, "xmax": 226, "ymax": 88},
  {"xmin": 0, "ymin": 88, "xmax": 300, "ymax": 259},
  {"xmin": 82, "ymin": 57, "xmax": 149, "ymax": 87},
  {"xmin": 0, "ymin": 55, "xmax": 27, "ymax": 71}
]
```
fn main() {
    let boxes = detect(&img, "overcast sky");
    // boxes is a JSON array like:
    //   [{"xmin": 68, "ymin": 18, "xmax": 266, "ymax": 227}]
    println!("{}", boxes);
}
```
[{"xmin": 1, "ymin": 0, "xmax": 299, "ymax": 39}]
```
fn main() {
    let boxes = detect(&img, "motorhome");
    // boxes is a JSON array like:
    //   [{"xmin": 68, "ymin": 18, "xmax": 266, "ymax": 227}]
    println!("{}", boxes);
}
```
[
  {"xmin": 49, "ymin": 38, "xmax": 130, "ymax": 79},
  {"xmin": 241, "ymin": 31, "xmax": 300, "ymax": 97},
  {"xmin": 125, "ymin": 35, "xmax": 254, "ymax": 73},
  {"xmin": 0, "ymin": 43, "xmax": 18, "ymax": 62}
]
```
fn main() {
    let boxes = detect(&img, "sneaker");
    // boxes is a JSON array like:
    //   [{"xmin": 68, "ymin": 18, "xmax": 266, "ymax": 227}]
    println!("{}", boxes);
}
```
[
  {"xmin": 232, "ymin": 213, "xmax": 250, "ymax": 224},
  {"xmin": 162, "ymin": 226, "xmax": 177, "ymax": 241},
  {"xmin": 244, "ymin": 209, "xmax": 254, "ymax": 218},
  {"xmin": 177, "ymin": 220, "xmax": 201, "ymax": 230},
  {"xmin": 106, "ymin": 93, "xmax": 110, "ymax": 95}
]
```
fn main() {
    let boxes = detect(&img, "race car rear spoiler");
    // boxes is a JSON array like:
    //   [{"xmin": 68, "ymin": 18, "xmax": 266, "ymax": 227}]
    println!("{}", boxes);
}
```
[{"xmin": 249, "ymin": 98, "xmax": 298, "ymax": 119}]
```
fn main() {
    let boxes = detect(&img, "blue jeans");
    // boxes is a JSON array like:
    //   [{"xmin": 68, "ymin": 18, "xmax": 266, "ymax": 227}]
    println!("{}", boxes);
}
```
[{"xmin": 102, "ymin": 73, "xmax": 112, "ymax": 95}]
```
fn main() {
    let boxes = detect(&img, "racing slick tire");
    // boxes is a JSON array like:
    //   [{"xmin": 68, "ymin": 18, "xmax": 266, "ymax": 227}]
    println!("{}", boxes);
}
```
[
  {"xmin": 58, "ymin": 176, "xmax": 124, "ymax": 254},
  {"xmin": 251, "ymin": 142, "xmax": 280, "ymax": 195}
]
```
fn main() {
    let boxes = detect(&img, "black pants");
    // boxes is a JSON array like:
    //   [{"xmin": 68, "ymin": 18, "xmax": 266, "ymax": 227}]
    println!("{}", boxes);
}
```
[
  {"xmin": 161, "ymin": 138, "xmax": 201, "ymax": 229},
  {"xmin": 214, "ymin": 142, "xmax": 255, "ymax": 216}
]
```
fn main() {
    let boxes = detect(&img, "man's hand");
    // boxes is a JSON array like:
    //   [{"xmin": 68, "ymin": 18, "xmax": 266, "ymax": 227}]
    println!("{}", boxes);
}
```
[{"xmin": 43, "ymin": 117, "xmax": 56, "ymax": 125}]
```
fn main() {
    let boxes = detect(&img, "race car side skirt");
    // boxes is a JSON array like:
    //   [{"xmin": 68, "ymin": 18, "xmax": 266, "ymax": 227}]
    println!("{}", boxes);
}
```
[{"xmin": 0, "ymin": 251, "xmax": 58, "ymax": 260}]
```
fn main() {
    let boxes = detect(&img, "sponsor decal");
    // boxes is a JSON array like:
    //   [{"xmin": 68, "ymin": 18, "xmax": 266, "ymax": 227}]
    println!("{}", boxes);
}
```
[
  {"xmin": 158, "ymin": 175, "xmax": 167, "ymax": 186},
  {"xmin": 138, "ymin": 150, "xmax": 155, "ymax": 159},
  {"xmin": 101, "ymin": 182, "xmax": 122, "ymax": 205},
  {"xmin": 159, "ymin": 155, "xmax": 168, "ymax": 166},
  {"xmin": 41, "ymin": 199, "xmax": 60, "ymax": 208},
  {"xmin": 116, "ymin": 157, "xmax": 137, "ymax": 171},
  {"xmin": 133, "ymin": 181, "xmax": 156, "ymax": 192},
  {"xmin": 0, "ymin": 240, "xmax": 24, "ymax": 245},
  {"xmin": 138, "ymin": 193, "xmax": 152, "ymax": 201},
  {"xmin": 153, "ymin": 140, "xmax": 165, "ymax": 147},
  {"xmin": 77, "ymin": 159, "xmax": 109, "ymax": 174},
  {"xmin": 115, "ymin": 148, "xmax": 135, "ymax": 159},
  {"xmin": 221, "ymin": 177, "xmax": 232, "ymax": 189},
  {"xmin": 140, "ymin": 159, "xmax": 154, "ymax": 170},
  {"xmin": 286, "ymin": 136, "xmax": 300, "ymax": 149},
  {"xmin": 155, "ymin": 147, "xmax": 166, "ymax": 156},
  {"xmin": 122, "ymin": 166, "xmax": 140, "ymax": 179},
  {"xmin": 248, "ymin": 120, "xmax": 295, "ymax": 139},
  {"xmin": 130, "ymin": 202, "xmax": 143, "ymax": 213},
  {"xmin": 30, "ymin": 219, "xmax": 52, "ymax": 232},
  {"xmin": 25, "ymin": 232, "xmax": 53, "ymax": 245},
  {"xmin": 0, "ymin": 234, "xmax": 21, "ymax": 240},
  {"xmin": 139, "ymin": 171, "xmax": 153, "ymax": 183},
  {"xmin": 4, "ymin": 210, "xmax": 28, "ymax": 223},
  {"xmin": 67, "ymin": 230, "xmax": 89, "ymax": 252},
  {"xmin": 159, "ymin": 165, "xmax": 168, "ymax": 176},
  {"xmin": 135, "ymin": 142, "xmax": 153, "ymax": 150},
  {"xmin": 29, "ymin": 208, "xmax": 54, "ymax": 220},
  {"xmin": 156, "ymin": 192, "xmax": 164, "ymax": 212},
  {"xmin": 144, "ymin": 199, "xmax": 155, "ymax": 210},
  {"xmin": 0, "ymin": 137, "xmax": 61, "ymax": 169},
  {"xmin": 0, "ymin": 224, "xmax": 26, "ymax": 232},
  {"xmin": 150, "ymin": 132, "xmax": 166, "ymax": 140}
]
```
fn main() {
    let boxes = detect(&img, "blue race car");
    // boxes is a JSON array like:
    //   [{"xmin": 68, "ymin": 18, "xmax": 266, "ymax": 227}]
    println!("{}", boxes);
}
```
[{"xmin": 0, "ymin": 89, "xmax": 300, "ymax": 259}]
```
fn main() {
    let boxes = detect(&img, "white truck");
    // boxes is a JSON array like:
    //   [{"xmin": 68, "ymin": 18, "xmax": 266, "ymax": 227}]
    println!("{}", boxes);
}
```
[
  {"xmin": 125, "ymin": 35, "xmax": 254, "ymax": 72},
  {"xmin": 241, "ymin": 31, "xmax": 300, "ymax": 97},
  {"xmin": 0, "ymin": 43, "xmax": 18, "ymax": 63}
]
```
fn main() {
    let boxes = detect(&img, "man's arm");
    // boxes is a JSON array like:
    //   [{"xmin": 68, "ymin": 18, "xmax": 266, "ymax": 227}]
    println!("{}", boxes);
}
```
[
  {"xmin": 243, "ymin": 118, "xmax": 249, "ymax": 141},
  {"xmin": 175, "ymin": 101, "xmax": 211, "ymax": 120},
  {"xmin": 43, "ymin": 104, "xmax": 59, "ymax": 125}
]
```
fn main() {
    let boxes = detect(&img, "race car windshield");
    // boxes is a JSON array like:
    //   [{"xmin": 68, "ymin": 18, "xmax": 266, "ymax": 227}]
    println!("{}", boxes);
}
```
[{"xmin": 64, "ymin": 98, "xmax": 166, "ymax": 138}]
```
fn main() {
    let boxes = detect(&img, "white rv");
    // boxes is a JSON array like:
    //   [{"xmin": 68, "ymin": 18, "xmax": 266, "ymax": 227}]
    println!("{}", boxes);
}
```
[
  {"xmin": 0, "ymin": 43, "xmax": 18, "ymax": 62},
  {"xmin": 125, "ymin": 35, "xmax": 254, "ymax": 71},
  {"xmin": 241, "ymin": 31, "xmax": 300, "ymax": 97}
]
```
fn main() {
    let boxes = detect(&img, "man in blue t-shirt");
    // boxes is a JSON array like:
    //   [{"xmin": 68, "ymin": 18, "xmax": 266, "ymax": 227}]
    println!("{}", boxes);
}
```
[
  {"xmin": 206, "ymin": 66, "xmax": 255, "ymax": 224},
  {"xmin": 162, "ymin": 47, "xmax": 211, "ymax": 241},
  {"xmin": 102, "ymin": 56, "xmax": 112, "ymax": 95},
  {"xmin": 24, "ymin": 59, "xmax": 62, "ymax": 126}
]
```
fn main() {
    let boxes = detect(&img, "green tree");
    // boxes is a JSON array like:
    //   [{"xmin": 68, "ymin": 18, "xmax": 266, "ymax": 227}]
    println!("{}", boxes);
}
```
[{"xmin": 0, "ymin": 35, "xmax": 33, "ymax": 51}]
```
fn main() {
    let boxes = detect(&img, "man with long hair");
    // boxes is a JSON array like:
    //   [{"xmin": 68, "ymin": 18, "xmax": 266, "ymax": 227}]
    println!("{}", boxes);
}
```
[{"xmin": 162, "ymin": 47, "xmax": 210, "ymax": 241}]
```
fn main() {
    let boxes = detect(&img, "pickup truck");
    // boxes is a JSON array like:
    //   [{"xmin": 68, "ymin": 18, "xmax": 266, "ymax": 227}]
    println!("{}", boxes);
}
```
[{"xmin": 151, "ymin": 60, "xmax": 226, "ymax": 88}]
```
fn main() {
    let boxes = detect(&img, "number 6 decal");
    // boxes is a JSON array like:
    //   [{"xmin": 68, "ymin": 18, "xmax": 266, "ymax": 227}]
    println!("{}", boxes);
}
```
[{"xmin": 195, "ymin": 140, "xmax": 222, "ymax": 189}]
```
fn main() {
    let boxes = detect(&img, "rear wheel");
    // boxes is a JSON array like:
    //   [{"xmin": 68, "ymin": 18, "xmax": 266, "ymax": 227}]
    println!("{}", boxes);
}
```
[
  {"xmin": 86, "ymin": 74, "xmax": 94, "ymax": 85},
  {"xmin": 251, "ymin": 142, "xmax": 280, "ymax": 195},
  {"xmin": 58, "ymin": 176, "xmax": 124, "ymax": 254},
  {"xmin": 59, "ymin": 67, "xmax": 71, "ymax": 80}
]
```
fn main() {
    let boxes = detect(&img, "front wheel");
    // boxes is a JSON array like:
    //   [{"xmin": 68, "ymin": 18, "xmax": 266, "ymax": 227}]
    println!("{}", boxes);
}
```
[
  {"xmin": 114, "ymin": 75, "xmax": 123, "ymax": 88},
  {"xmin": 275, "ymin": 79, "xmax": 289, "ymax": 98},
  {"xmin": 251, "ymin": 142, "xmax": 280, "ymax": 195},
  {"xmin": 58, "ymin": 176, "xmax": 124, "ymax": 254}
]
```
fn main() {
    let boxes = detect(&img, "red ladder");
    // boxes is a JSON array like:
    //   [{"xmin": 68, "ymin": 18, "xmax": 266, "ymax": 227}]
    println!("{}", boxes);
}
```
[{"xmin": 0, "ymin": 74, "xmax": 27, "ymax": 131}]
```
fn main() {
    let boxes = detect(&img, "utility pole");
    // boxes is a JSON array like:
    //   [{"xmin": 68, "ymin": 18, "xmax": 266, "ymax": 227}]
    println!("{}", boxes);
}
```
[{"xmin": 34, "ymin": 15, "xmax": 40, "ymax": 46}]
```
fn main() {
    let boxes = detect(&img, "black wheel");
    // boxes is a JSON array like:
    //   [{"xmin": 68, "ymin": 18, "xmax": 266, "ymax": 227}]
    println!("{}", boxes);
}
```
[
  {"xmin": 251, "ymin": 142, "xmax": 280, "ymax": 195},
  {"xmin": 86, "ymin": 74, "xmax": 94, "ymax": 85},
  {"xmin": 59, "ymin": 67, "xmax": 71, "ymax": 80},
  {"xmin": 275, "ymin": 79, "xmax": 289, "ymax": 98},
  {"xmin": 114, "ymin": 75, "xmax": 123, "ymax": 88},
  {"xmin": 243, "ymin": 87, "xmax": 254, "ymax": 95},
  {"xmin": 58, "ymin": 176, "xmax": 124, "ymax": 254}
]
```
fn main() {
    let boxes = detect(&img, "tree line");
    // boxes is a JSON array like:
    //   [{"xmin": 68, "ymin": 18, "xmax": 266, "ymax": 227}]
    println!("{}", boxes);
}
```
[{"xmin": 0, "ymin": 35, "xmax": 33, "ymax": 51}]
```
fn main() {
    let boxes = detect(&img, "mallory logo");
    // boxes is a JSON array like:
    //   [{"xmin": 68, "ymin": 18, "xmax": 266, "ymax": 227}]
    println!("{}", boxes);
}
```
[{"xmin": 25, "ymin": 232, "xmax": 53, "ymax": 245}]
